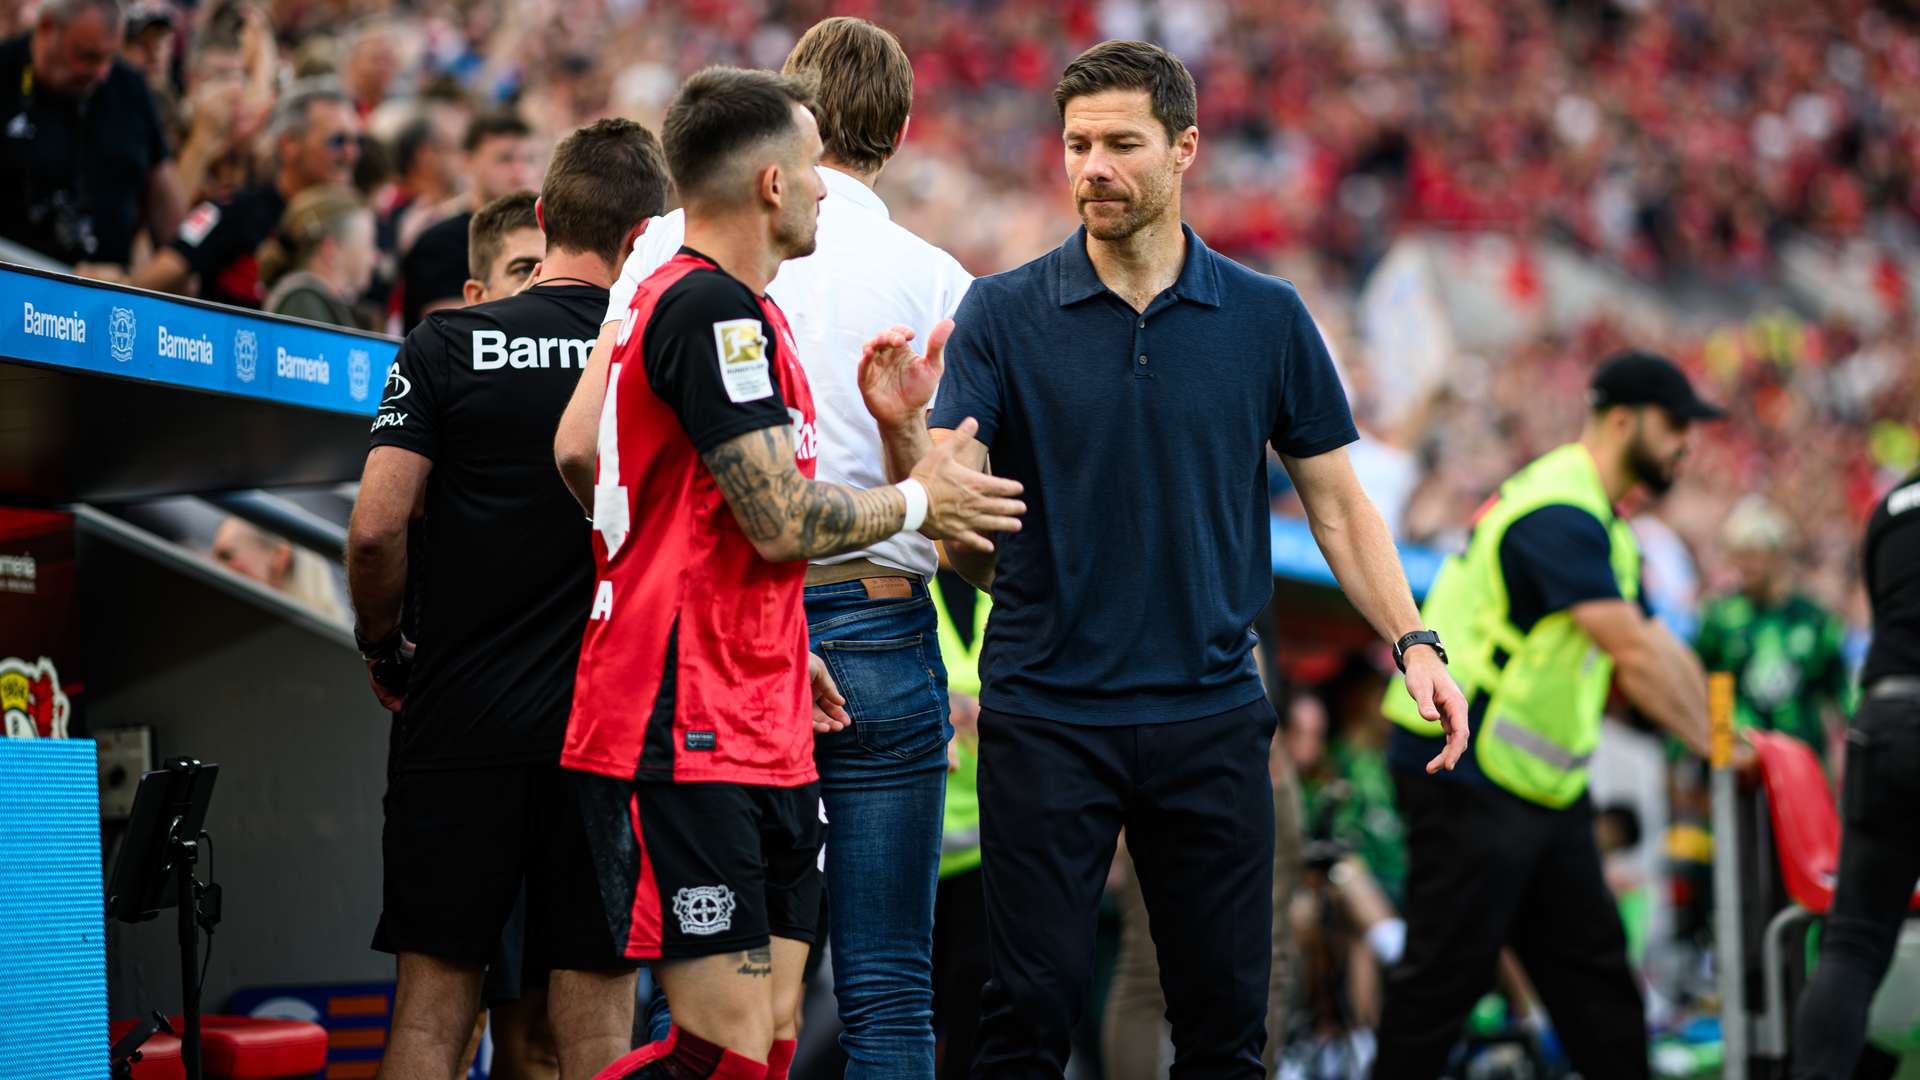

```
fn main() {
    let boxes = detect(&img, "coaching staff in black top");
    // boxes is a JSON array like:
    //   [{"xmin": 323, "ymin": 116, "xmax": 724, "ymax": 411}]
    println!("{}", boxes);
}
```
[
  {"xmin": 862, "ymin": 41, "xmax": 1468, "ymax": 1077},
  {"xmin": 1792, "ymin": 468, "xmax": 1920, "ymax": 1079},
  {"xmin": 346, "ymin": 118, "xmax": 669, "ymax": 1080}
]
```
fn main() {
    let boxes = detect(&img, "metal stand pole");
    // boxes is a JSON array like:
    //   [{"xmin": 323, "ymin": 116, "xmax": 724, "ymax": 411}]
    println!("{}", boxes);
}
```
[
  {"xmin": 172, "ymin": 826, "xmax": 202, "ymax": 1080},
  {"xmin": 1710, "ymin": 672, "xmax": 1748, "ymax": 1079}
]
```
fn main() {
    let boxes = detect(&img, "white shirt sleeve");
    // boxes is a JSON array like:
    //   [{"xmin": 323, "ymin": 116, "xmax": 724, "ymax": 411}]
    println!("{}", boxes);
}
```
[{"xmin": 600, "ymin": 210, "xmax": 689, "ymax": 325}]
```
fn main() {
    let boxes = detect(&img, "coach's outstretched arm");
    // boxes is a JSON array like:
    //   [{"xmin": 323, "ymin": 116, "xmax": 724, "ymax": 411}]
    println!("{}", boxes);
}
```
[
  {"xmin": 1286, "ymin": 445, "xmax": 1471, "ymax": 772},
  {"xmin": 706, "ymin": 416, "xmax": 1023, "ymax": 563}
]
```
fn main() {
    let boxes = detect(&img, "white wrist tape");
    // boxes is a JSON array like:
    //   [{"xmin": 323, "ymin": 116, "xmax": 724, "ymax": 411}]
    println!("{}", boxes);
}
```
[{"xmin": 895, "ymin": 478, "xmax": 929, "ymax": 533}]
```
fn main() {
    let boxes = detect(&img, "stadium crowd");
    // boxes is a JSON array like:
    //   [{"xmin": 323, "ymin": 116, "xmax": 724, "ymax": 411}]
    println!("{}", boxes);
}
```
[
  {"xmin": 6, "ymin": 0, "xmax": 1920, "ymax": 1075},
  {"xmin": 7, "ymin": 0, "xmax": 1917, "ymax": 618}
]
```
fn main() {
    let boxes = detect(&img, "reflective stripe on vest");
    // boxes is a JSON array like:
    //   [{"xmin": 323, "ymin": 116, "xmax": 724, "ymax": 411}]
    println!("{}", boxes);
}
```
[
  {"xmin": 1491, "ymin": 719, "xmax": 1595, "ymax": 772},
  {"xmin": 1383, "ymin": 443, "xmax": 1639, "ymax": 808}
]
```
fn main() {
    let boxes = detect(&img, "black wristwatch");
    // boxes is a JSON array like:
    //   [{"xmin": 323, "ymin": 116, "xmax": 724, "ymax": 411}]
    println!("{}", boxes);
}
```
[
  {"xmin": 1393, "ymin": 630, "xmax": 1447, "ymax": 672},
  {"xmin": 354, "ymin": 624, "xmax": 404, "ymax": 662}
]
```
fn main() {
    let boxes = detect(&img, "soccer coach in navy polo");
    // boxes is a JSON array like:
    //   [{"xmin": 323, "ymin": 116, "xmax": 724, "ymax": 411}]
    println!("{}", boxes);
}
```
[{"xmin": 857, "ymin": 40, "xmax": 1470, "ymax": 1077}]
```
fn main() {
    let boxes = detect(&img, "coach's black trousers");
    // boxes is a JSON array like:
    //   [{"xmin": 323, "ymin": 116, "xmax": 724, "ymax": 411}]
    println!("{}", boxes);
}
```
[
  {"xmin": 1373, "ymin": 769, "xmax": 1647, "ymax": 1079},
  {"xmin": 971, "ymin": 699, "xmax": 1276, "ymax": 1080},
  {"xmin": 1791, "ymin": 694, "xmax": 1920, "ymax": 1080}
]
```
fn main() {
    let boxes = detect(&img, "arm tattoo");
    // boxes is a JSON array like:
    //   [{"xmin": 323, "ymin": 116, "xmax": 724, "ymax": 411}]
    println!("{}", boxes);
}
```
[
  {"xmin": 736, "ymin": 945, "xmax": 773, "ymax": 977},
  {"xmin": 703, "ymin": 426, "xmax": 905, "ymax": 560}
]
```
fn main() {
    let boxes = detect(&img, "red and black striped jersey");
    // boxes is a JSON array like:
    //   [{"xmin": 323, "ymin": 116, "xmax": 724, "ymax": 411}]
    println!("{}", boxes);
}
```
[{"xmin": 562, "ymin": 249, "xmax": 819, "ymax": 786}]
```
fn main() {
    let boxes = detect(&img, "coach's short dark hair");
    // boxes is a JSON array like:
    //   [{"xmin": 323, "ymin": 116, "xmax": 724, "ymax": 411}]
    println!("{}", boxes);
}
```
[
  {"xmin": 783, "ymin": 18, "xmax": 912, "ymax": 174},
  {"xmin": 539, "ymin": 118, "xmax": 669, "ymax": 267},
  {"xmin": 464, "ymin": 109, "xmax": 532, "ymax": 153},
  {"xmin": 662, "ymin": 66, "xmax": 817, "ymax": 204},
  {"xmin": 467, "ymin": 191, "xmax": 538, "ymax": 280},
  {"xmin": 1053, "ymin": 40, "xmax": 1197, "ymax": 143}
]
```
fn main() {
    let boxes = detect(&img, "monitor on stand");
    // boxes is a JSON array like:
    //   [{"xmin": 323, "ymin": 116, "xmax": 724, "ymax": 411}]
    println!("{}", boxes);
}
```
[{"xmin": 107, "ymin": 758, "xmax": 220, "ymax": 1080}]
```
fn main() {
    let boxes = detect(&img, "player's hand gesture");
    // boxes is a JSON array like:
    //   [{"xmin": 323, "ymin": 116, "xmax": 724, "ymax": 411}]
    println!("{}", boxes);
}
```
[
  {"xmin": 1403, "ymin": 650, "xmax": 1470, "ymax": 772},
  {"xmin": 858, "ymin": 319, "xmax": 952, "ymax": 429},
  {"xmin": 809, "ymin": 653, "xmax": 851, "ymax": 734},
  {"xmin": 911, "ymin": 418, "xmax": 1025, "ymax": 553}
]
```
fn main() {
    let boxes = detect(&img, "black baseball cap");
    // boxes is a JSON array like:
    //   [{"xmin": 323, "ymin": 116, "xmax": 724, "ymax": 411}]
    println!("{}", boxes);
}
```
[{"xmin": 1588, "ymin": 350, "xmax": 1727, "ymax": 421}]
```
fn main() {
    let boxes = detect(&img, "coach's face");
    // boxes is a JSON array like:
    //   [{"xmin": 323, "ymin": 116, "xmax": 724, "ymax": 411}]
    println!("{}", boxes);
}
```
[
  {"xmin": 772, "ymin": 102, "xmax": 827, "ymax": 260},
  {"xmin": 1063, "ymin": 89, "xmax": 1196, "ymax": 242}
]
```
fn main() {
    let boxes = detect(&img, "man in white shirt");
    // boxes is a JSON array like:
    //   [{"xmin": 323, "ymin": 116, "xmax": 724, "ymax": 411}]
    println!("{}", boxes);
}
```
[{"xmin": 554, "ymin": 18, "xmax": 971, "ymax": 1079}]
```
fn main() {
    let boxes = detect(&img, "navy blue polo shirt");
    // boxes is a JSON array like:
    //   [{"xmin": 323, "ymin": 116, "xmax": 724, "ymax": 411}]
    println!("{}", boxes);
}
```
[{"xmin": 930, "ymin": 225, "xmax": 1358, "ymax": 725}]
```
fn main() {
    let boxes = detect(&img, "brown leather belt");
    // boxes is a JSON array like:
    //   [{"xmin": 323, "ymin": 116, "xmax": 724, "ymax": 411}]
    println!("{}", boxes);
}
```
[{"xmin": 803, "ymin": 557, "xmax": 922, "ymax": 598}]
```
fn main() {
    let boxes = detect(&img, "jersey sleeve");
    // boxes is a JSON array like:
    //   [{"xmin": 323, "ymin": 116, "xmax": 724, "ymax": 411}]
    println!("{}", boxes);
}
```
[
  {"xmin": 171, "ymin": 195, "xmax": 248, "ymax": 277},
  {"xmin": 927, "ymin": 284, "xmax": 1004, "ymax": 445},
  {"xmin": 1500, "ymin": 505, "xmax": 1623, "ymax": 616},
  {"xmin": 369, "ymin": 318, "xmax": 447, "ymax": 459},
  {"xmin": 1270, "ymin": 287, "xmax": 1360, "ymax": 459},
  {"xmin": 642, "ymin": 274, "xmax": 792, "ymax": 454}
]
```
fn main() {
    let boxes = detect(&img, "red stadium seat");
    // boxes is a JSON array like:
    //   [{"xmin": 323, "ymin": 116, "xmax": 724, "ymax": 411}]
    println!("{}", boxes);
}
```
[
  {"xmin": 1748, "ymin": 730, "xmax": 1920, "ymax": 914},
  {"xmin": 1749, "ymin": 730, "xmax": 1843, "ymax": 913},
  {"xmin": 109, "ymin": 1020, "xmax": 185, "ymax": 1080},
  {"xmin": 165, "ymin": 1015, "xmax": 329, "ymax": 1079}
]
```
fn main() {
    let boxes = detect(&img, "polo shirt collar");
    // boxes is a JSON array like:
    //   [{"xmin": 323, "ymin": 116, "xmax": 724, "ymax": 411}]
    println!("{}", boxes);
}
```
[
  {"xmin": 820, "ymin": 165, "xmax": 889, "ymax": 220},
  {"xmin": 1056, "ymin": 223, "xmax": 1221, "ymax": 308}
]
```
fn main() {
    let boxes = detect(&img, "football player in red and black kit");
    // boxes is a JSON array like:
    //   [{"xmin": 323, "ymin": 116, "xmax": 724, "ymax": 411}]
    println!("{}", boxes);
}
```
[
  {"xmin": 562, "ymin": 69, "xmax": 1024, "ymax": 1080},
  {"xmin": 346, "ymin": 119, "xmax": 669, "ymax": 1080}
]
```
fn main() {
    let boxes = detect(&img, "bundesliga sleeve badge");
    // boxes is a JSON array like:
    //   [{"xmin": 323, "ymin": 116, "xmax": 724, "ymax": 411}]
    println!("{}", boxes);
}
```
[{"xmin": 712, "ymin": 319, "xmax": 773, "ymax": 402}]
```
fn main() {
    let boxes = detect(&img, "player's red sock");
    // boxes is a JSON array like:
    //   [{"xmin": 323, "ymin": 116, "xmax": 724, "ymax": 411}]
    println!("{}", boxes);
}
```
[
  {"xmin": 592, "ymin": 1025, "xmax": 726, "ymax": 1080},
  {"xmin": 765, "ymin": 1038, "xmax": 796, "ymax": 1079},
  {"xmin": 710, "ymin": 1048, "xmax": 768, "ymax": 1080}
]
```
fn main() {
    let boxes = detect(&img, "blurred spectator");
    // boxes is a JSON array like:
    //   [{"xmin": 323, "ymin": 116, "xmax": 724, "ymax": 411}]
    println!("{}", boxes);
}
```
[
  {"xmin": 170, "ymin": 2, "xmax": 276, "ymax": 207},
  {"xmin": 460, "ymin": 191, "xmax": 542, "ymax": 306},
  {"xmin": 396, "ymin": 109, "xmax": 538, "ymax": 329},
  {"xmin": 211, "ymin": 516, "xmax": 347, "ymax": 622},
  {"xmin": 1298, "ymin": 659, "xmax": 1406, "ymax": 904},
  {"xmin": 0, "ymin": 0, "xmax": 181, "ymax": 271},
  {"xmin": 1693, "ymin": 495, "xmax": 1852, "ymax": 762},
  {"xmin": 379, "ymin": 116, "xmax": 460, "ymax": 249},
  {"xmin": 131, "ymin": 78, "xmax": 359, "ymax": 306},
  {"xmin": 259, "ymin": 185, "xmax": 377, "ymax": 328},
  {"xmin": 340, "ymin": 17, "xmax": 400, "ymax": 117},
  {"xmin": 1595, "ymin": 802, "xmax": 1650, "ymax": 971},
  {"xmin": 119, "ymin": 3, "xmax": 175, "ymax": 104}
]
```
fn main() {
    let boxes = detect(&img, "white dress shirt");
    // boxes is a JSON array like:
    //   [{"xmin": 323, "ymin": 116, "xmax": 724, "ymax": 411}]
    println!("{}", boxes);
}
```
[{"xmin": 605, "ymin": 166, "xmax": 973, "ymax": 579}]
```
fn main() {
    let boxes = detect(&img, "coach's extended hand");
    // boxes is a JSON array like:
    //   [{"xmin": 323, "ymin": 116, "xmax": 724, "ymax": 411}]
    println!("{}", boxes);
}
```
[{"xmin": 1403, "ymin": 649, "xmax": 1470, "ymax": 773}]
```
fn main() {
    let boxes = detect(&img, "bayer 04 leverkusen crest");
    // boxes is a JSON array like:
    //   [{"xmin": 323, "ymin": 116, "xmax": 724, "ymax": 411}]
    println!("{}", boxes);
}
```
[{"xmin": 0, "ymin": 657, "xmax": 71, "ymax": 739}]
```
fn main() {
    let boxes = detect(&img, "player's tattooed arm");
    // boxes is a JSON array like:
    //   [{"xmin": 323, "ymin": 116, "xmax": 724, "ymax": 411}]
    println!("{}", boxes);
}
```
[
  {"xmin": 703, "ymin": 425, "xmax": 907, "ymax": 562},
  {"xmin": 735, "ymin": 946, "xmax": 773, "ymax": 978},
  {"xmin": 703, "ymin": 416, "xmax": 1026, "ymax": 563}
]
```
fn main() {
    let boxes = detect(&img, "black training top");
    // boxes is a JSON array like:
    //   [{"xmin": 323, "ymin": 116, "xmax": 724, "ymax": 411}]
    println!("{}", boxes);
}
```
[
  {"xmin": 1862, "ymin": 469, "xmax": 1920, "ymax": 687},
  {"xmin": 0, "ymin": 34, "xmax": 172, "ymax": 266},
  {"xmin": 369, "ymin": 283, "xmax": 605, "ymax": 772},
  {"xmin": 930, "ymin": 224, "xmax": 1358, "ymax": 725}
]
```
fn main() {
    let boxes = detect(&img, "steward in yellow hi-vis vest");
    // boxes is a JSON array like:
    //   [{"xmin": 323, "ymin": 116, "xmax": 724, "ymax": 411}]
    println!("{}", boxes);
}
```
[
  {"xmin": 1374, "ymin": 351, "xmax": 1725, "ymax": 1078},
  {"xmin": 1384, "ymin": 443, "xmax": 1640, "ymax": 808}
]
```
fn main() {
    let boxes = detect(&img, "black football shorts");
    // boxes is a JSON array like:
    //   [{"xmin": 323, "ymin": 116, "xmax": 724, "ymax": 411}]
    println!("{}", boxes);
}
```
[
  {"xmin": 572, "ymin": 771, "xmax": 824, "ymax": 961},
  {"xmin": 373, "ymin": 763, "xmax": 638, "ymax": 976}
]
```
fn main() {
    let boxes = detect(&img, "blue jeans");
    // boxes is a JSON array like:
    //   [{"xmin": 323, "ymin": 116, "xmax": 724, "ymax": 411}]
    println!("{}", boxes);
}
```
[{"xmin": 807, "ymin": 576, "xmax": 951, "ymax": 1079}]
